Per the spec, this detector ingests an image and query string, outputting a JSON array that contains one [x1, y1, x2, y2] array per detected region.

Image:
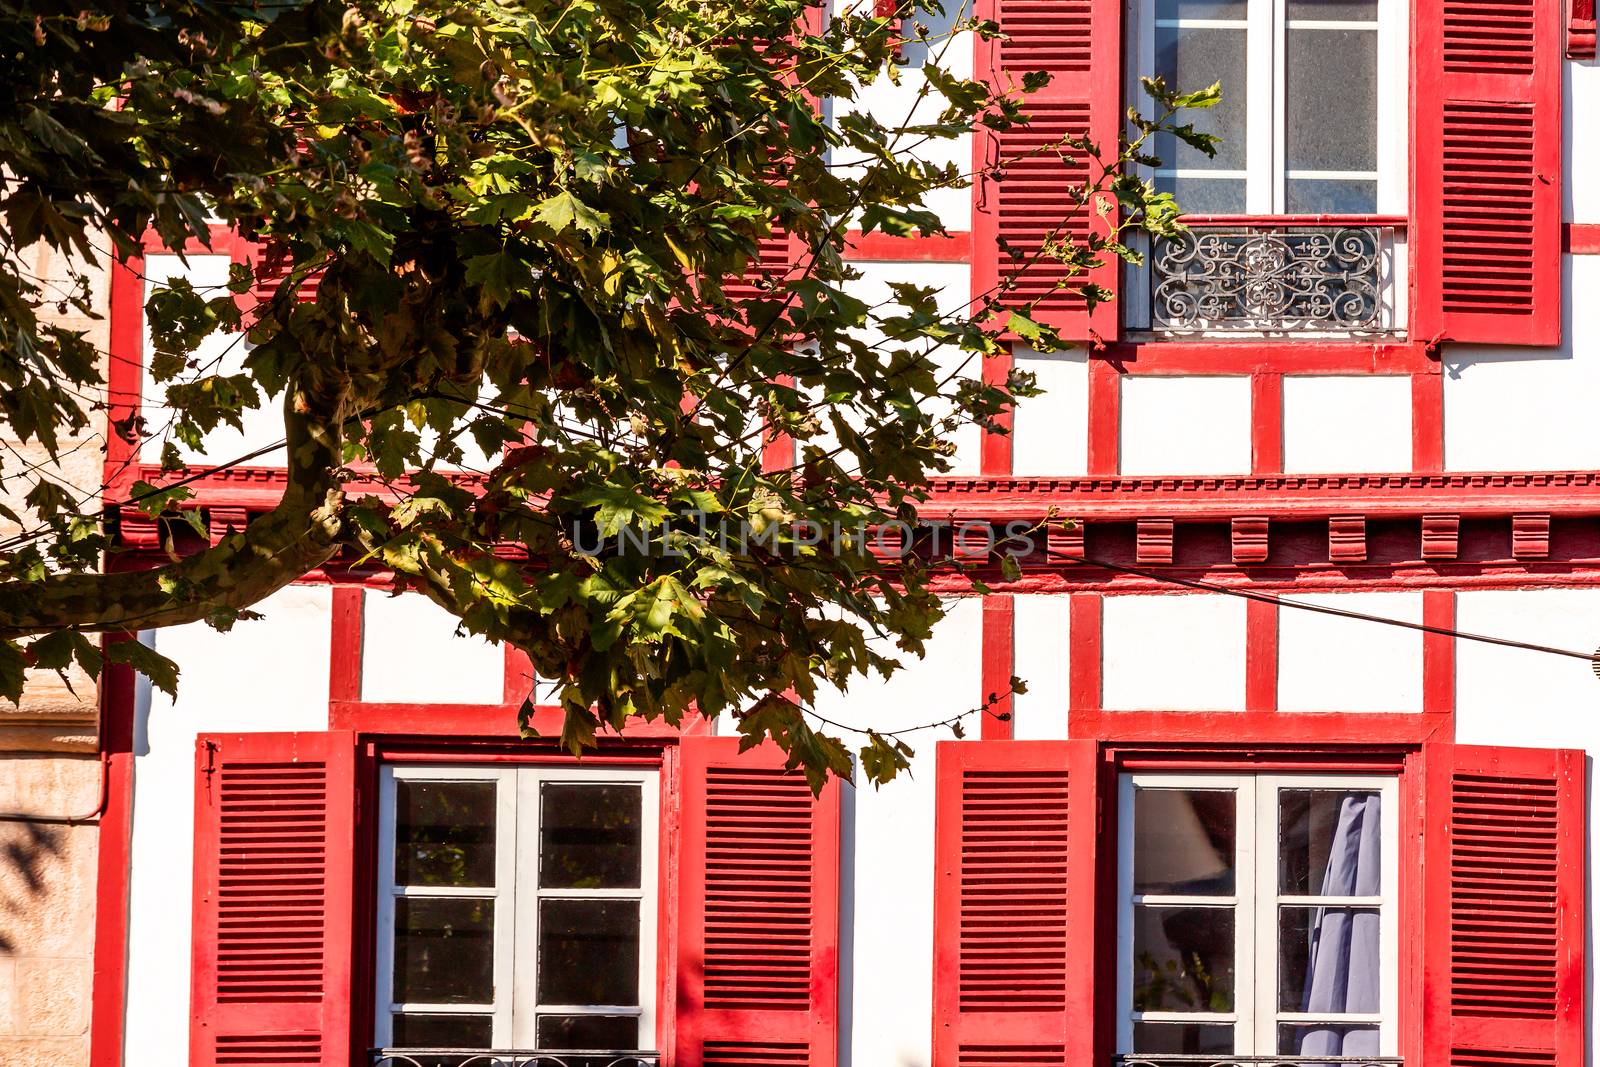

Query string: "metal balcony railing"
[[1116, 1055, 1404, 1067], [1137, 218, 1405, 335], [370, 1051, 660, 1067]]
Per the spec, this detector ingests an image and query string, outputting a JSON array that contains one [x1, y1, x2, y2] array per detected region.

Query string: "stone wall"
[[0, 241, 112, 1067]]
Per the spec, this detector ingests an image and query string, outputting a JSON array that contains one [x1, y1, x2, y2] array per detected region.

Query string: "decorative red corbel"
[[1136, 518, 1175, 565], [1512, 513, 1551, 560], [1420, 513, 1460, 561], [1329, 515, 1367, 563], [1048, 519, 1085, 563], [206, 506, 250, 547], [1570, 0, 1596, 59], [1231, 516, 1269, 565]]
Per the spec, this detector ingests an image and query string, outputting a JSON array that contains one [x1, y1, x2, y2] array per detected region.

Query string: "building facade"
[[54, 0, 1600, 1064]]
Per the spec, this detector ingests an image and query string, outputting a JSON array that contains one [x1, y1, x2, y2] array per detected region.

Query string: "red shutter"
[[972, 0, 1121, 342], [1411, 0, 1562, 344], [674, 736, 841, 1067], [932, 740, 1101, 1067], [191, 731, 359, 1067], [1422, 744, 1585, 1067]]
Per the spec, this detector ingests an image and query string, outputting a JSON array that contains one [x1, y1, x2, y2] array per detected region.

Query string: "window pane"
[[1156, 0, 1247, 19], [537, 899, 641, 1006], [1285, 179, 1378, 214], [1279, 790, 1382, 895], [1133, 1021, 1235, 1054], [1279, 1023, 1380, 1056], [1132, 904, 1235, 1012], [537, 1013, 641, 1050], [393, 897, 495, 1004], [1286, 29, 1377, 173], [1134, 788, 1236, 895], [541, 783, 644, 889], [1153, 27, 1247, 171], [1155, 174, 1248, 214], [390, 1011, 493, 1049], [1288, 0, 1377, 20], [395, 780, 497, 888], [1278, 905, 1381, 1013]]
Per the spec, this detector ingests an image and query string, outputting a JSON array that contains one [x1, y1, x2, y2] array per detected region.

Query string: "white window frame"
[[1114, 772, 1400, 1056], [374, 764, 661, 1051], [1125, 0, 1409, 216]]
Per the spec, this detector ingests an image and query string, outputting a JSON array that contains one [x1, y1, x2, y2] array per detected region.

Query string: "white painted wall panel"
[[361, 591, 505, 704], [1102, 594, 1247, 710], [1011, 594, 1072, 739], [1281, 376, 1412, 473], [122, 584, 332, 1066], [139, 254, 286, 467], [1276, 592, 1423, 712], [1120, 376, 1252, 476], [1012, 348, 1089, 476], [1443, 257, 1600, 471], [812, 595, 980, 1067]]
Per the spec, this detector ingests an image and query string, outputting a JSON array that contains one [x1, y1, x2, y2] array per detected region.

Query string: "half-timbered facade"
[[67, 0, 1600, 1066]]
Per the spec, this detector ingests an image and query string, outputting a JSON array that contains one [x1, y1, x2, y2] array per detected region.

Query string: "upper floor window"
[[375, 765, 660, 1065]]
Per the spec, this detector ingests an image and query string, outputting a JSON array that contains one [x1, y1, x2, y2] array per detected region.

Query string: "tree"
[[0, 0, 1215, 786]]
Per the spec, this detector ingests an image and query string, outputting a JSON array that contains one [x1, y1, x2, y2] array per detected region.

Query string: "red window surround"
[[931, 739, 1586, 1067]]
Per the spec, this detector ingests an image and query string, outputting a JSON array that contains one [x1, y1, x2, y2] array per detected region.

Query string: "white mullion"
[[1253, 777, 1280, 1057], [1379, 777, 1399, 1056], [1235, 776, 1259, 1056], [492, 770, 518, 1047], [1283, 18, 1377, 27], [1267, 0, 1286, 213], [1246, 0, 1276, 213], [374, 767, 399, 1048], [512, 767, 545, 1049], [1115, 774, 1137, 1055], [390, 1002, 498, 1015], [1375, 0, 1407, 214]]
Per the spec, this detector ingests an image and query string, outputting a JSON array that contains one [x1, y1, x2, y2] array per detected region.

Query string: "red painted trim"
[[1101, 340, 1434, 375], [105, 253, 146, 502], [980, 347, 1014, 476], [842, 230, 971, 262], [981, 594, 1015, 739], [330, 700, 704, 739], [1411, 370, 1444, 472], [1250, 372, 1283, 474], [1421, 590, 1455, 728], [1244, 599, 1278, 711], [1563, 222, 1600, 253], [1068, 593, 1103, 716], [88, 645, 137, 1067], [1086, 359, 1120, 475], [1181, 214, 1409, 227], [1109, 746, 1412, 773], [329, 586, 363, 703], [1077, 709, 1448, 744]]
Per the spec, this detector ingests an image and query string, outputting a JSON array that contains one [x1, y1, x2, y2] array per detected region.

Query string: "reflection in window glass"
[[395, 780, 497, 888], [537, 898, 642, 1006], [540, 783, 643, 889], [1279, 791, 1382, 896], [393, 897, 496, 1005], [1134, 788, 1237, 895], [1132, 905, 1236, 1012], [1134, 1021, 1235, 1054]]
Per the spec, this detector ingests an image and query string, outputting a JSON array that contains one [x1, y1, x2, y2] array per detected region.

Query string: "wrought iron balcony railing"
[[1116, 1054, 1404, 1067], [1132, 218, 1405, 336], [370, 1051, 660, 1067]]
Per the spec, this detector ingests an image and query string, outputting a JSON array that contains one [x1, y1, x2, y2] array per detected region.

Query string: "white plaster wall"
[[122, 584, 333, 1067], [1443, 257, 1600, 471], [815, 261, 981, 476], [1276, 592, 1422, 712], [360, 590, 505, 704], [1102, 593, 1247, 710], [1012, 348, 1089, 476], [1119, 376, 1252, 477], [811, 595, 982, 1067], [1568, 63, 1600, 225], [1011, 593, 1072, 739], [1281, 376, 1412, 474], [139, 254, 286, 467]]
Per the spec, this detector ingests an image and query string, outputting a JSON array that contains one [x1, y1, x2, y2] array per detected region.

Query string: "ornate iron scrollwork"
[[1150, 227, 1389, 333]]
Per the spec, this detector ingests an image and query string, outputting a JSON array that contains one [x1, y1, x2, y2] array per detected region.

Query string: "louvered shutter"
[[1422, 744, 1585, 1067], [972, 0, 1121, 342], [674, 736, 841, 1067], [932, 740, 1101, 1067], [1411, 0, 1562, 344], [240, 244, 322, 324], [191, 731, 359, 1067]]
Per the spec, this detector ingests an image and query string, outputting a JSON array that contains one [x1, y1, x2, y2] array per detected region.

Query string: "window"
[[1128, 0, 1407, 215], [375, 765, 660, 1058], [1116, 773, 1399, 1058]]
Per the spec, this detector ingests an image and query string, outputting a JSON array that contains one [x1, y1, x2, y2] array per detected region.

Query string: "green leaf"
[[106, 640, 181, 699], [532, 191, 610, 237]]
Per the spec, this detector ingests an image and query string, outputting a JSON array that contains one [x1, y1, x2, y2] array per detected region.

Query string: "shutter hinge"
[[200, 739, 218, 800]]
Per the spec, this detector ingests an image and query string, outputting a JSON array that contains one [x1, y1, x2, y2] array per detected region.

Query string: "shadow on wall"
[[0, 820, 66, 954]]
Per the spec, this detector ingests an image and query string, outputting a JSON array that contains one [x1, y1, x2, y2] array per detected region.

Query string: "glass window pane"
[[1132, 904, 1235, 1012], [541, 783, 644, 889], [390, 1011, 493, 1049], [1134, 788, 1237, 895], [1278, 905, 1381, 1013], [1285, 179, 1378, 214], [393, 897, 495, 1004], [1279, 790, 1382, 895], [537, 899, 641, 1006], [1156, 174, 1248, 214], [1153, 27, 1247, 171], [1286, 29, 1377, 173], [1134, 1021, 1235, 1054], [1279, 1023, 1381, 1056], [395, 780, 497, 888], [1288, 0, 1377, 20], [537, 1013, 641, 1050], [1156, 0, 1247, 19]]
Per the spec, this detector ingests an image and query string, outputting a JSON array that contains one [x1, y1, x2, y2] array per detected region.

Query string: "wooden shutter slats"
[[675, 736, 840, 1067], [191, 731, 357, 1067]]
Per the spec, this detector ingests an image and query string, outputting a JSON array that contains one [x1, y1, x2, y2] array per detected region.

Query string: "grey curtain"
[[1295, 792, 1382, 1059]]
